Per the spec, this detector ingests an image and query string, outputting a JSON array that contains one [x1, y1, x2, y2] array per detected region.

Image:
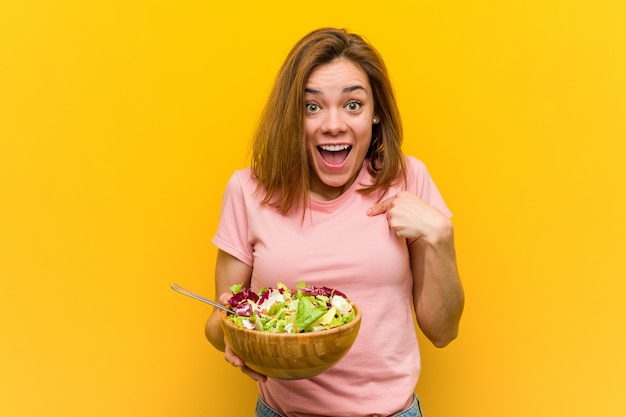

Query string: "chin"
[[320, 173, 356, 188]]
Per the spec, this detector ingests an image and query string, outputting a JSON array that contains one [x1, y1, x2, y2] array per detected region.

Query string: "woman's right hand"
[[218, 292, 268, 382], [224, 339, 268, 382]]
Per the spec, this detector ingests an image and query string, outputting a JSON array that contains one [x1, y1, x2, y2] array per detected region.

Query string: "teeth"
[[319, 144, 350, 152]]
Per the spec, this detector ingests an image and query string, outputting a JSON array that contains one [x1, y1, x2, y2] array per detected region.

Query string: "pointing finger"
[[366, 196, 394, 216]]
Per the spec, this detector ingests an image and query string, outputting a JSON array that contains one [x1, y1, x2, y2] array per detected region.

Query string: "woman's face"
[[304, 58, 377, 200]]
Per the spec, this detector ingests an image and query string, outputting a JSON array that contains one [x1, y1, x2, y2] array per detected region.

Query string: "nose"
[[320, 109, 347, 135]]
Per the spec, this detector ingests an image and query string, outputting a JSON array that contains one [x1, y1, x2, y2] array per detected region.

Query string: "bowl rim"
[[220, 302, 361, 338]]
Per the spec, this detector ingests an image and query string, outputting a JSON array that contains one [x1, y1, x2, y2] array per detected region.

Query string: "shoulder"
[[403, 155, 432, 184], [230, 167, 254, 182], [404, 155, 428, 172], [225, 167, 257, 193], [219, 168, 262, 209]]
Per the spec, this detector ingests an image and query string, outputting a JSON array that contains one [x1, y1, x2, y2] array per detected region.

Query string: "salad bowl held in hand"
[[221, 303, 361, 380], [220, 283, 361, 380]]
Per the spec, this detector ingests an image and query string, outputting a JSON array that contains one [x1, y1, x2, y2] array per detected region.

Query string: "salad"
[[225, 282, 356, 333]]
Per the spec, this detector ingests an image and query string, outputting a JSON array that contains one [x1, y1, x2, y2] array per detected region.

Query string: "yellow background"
[[1, 1, 625, 416]]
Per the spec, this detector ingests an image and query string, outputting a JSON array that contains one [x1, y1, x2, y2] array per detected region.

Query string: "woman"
[[205, 27, 464, 417]]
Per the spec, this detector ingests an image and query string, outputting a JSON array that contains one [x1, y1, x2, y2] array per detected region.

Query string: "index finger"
[[366, 196, 393, 217], [225, 343, 244, 367]]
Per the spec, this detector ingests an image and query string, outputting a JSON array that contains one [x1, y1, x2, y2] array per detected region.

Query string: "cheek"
[[356, 123, 374, 145]]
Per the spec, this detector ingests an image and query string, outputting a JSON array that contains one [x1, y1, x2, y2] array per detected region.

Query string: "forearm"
[[411, 227, 465, 347], [205, 309, 226, 352], [206, 249, 253, 352]]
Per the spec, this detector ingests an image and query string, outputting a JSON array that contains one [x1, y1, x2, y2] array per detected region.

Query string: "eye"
[[346, 101, 362, 111], [306, 103, 321, 113]]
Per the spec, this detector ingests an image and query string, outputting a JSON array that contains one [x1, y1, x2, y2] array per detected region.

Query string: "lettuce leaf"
[[295, 296, 326, 332]]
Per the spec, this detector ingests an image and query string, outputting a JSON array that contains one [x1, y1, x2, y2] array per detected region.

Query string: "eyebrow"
[[304, 85, 368, 95]]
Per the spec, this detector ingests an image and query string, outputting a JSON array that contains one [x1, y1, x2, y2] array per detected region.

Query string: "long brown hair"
[[252, 27, 406, 214]]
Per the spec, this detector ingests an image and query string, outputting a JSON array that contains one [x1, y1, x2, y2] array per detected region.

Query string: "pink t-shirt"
[[213, 156, 451, 417]]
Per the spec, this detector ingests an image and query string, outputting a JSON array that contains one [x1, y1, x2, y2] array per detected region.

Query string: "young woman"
[[205, 27, 464, 417]]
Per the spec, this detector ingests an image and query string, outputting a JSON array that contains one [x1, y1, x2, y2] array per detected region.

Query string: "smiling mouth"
[[318, 144, 352, 165]]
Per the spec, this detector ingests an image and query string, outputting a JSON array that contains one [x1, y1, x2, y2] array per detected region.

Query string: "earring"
[[373, 117, 378, 124]]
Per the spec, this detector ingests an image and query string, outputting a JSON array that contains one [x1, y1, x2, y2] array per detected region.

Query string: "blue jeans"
[[255, 394, 423, 417]]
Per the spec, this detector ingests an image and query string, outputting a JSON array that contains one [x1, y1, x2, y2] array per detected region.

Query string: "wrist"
[[421, 217, 454, 246]]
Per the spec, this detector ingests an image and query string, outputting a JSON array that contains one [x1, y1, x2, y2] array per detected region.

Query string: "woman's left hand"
[[366, 191, 451, 242]]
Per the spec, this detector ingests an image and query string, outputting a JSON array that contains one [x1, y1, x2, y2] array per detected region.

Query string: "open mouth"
[[317, 144, 352, 166]]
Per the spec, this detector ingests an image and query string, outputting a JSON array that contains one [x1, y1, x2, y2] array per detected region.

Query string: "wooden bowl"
[[221, 304, 361, 380]]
